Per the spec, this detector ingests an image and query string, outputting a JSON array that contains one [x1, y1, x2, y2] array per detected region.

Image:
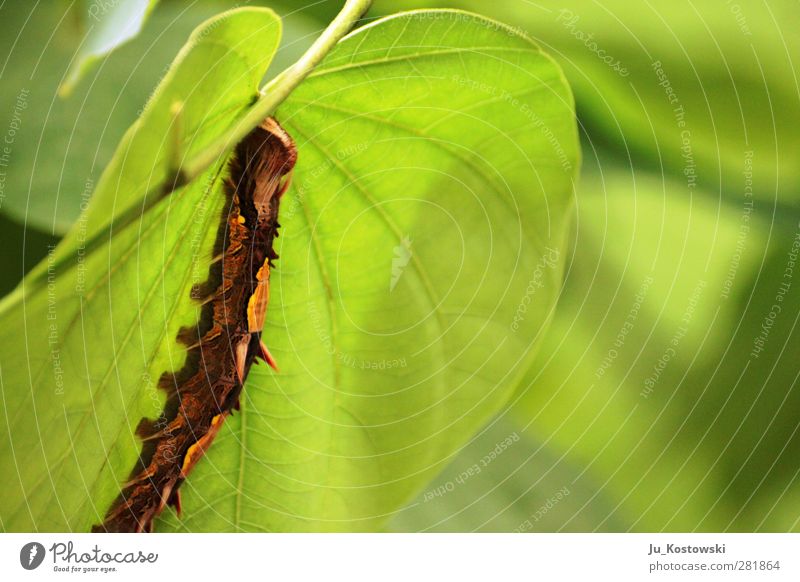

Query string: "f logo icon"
[[19, 542, 45, 570]]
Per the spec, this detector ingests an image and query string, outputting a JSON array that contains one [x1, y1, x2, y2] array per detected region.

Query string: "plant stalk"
[[179, 0, 373, 186], [11, 0, 373, 298]]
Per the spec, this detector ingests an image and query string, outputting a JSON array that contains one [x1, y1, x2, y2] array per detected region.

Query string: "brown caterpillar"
[[95, 118, 297, 533]]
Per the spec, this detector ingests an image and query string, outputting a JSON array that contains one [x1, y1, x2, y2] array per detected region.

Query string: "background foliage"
[[1, 0, 798, 532]]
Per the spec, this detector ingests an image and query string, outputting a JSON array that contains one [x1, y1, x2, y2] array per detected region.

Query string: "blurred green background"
[[1, 0, 798, 531]]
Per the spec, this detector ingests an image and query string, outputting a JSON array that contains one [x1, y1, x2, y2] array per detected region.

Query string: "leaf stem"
[[178, 0, 373, 186], [3, 0, 373, 301]]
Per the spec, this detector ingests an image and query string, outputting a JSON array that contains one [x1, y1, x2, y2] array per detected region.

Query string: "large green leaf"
[[157, 10, 578, 532], [0, 8, 578, 532], [506, 158, 800, 531], [344, 0, 800, 531], [0, 7, 283, 532]]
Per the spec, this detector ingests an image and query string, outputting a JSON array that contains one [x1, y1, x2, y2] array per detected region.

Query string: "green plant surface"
[[368, 0, 800, 207], [387, 151, 800, 532], [0, 1, 318, 236], [505, 161, 800, 532], [388, 417, 624, 532], [0, 8, 579, 532], [0, 6, 284, 532], [158, 9, 578, 533], [60, 0, 161, 97]]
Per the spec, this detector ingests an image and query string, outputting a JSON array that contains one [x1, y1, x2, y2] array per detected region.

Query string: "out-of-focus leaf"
[[60, 0, 160, 97], [372, 0, 800, 207], [392, 151, 800, 532], [676, 227, 800, 532], [388, 418, 625, 532], [508, 157, 800, 531]]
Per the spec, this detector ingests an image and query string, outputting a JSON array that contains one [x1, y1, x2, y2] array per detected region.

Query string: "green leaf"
[[0, 6, 283, 532], [59, 0, 160, 97], [358, 0, 800, 532], [0, 8, 577, 532], [0, 1, 303, 236], [17, 7, 284, 287], [388, 155, 800, 533], [158, 10, 578, 531]]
